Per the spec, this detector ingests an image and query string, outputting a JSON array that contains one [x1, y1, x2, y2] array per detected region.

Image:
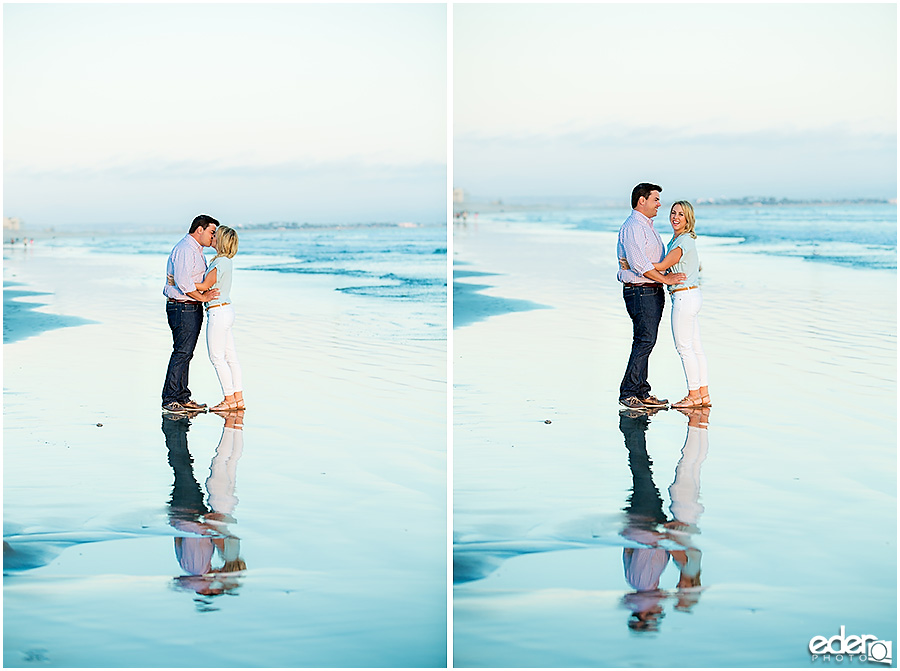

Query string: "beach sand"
[[452, 218, 896, 667], [3, 236, 446, 667]]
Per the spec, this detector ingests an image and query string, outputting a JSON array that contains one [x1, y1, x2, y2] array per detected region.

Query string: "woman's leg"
[[671, 293, 702, 397], [206, 309, 235, 398], [221, 307, 243, 406], [691, 291, 710, 402]]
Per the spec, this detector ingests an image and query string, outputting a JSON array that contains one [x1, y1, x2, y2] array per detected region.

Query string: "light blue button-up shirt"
[[616, 210, 664, 284], [163, 234, 207, 300]]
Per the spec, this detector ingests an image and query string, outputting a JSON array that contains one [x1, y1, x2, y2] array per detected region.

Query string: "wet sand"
[[3, 238, 446, 667], [452, 219, 896, 667]]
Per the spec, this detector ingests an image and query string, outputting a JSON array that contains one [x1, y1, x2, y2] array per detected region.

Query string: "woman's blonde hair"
[[672, 201, 697, 239], [213, 225, 239, 259]]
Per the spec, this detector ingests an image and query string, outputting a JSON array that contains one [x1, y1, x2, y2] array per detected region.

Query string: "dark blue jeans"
[[619, 285, 664, 401], [162, 301, 203, 405]]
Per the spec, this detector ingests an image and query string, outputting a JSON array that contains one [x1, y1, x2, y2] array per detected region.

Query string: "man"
[[162, 214, 221, 414], [617, 184, 686, 410]]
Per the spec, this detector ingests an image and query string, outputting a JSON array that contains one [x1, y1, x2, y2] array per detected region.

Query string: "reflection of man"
[[161, 214, 220, 414], [163, 412, 216, 592], [617, 184, 685, 411], [619, 409, 670, 631]]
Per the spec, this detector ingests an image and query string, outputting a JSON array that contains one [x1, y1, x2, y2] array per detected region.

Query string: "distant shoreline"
[[3, 219, 445, 239], [454, 197, 895, 214]]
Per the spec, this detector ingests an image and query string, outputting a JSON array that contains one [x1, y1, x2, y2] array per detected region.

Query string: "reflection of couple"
[[619, 405, 709, 631], [617, 183, 711, 411], [163, 410, 246, 599], [161, 214, 245, 414]]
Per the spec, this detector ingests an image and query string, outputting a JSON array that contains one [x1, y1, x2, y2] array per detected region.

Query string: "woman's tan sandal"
[[211, 400, 239, 412], [701, 395, 713, 407], [672, 396, 703, 409]]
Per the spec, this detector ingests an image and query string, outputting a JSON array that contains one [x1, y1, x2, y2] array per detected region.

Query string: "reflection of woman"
[[205, 411, 246, 575], [194, 226, 244, 412], [653, 201, 711, 409], [667, 407, 709, 610]]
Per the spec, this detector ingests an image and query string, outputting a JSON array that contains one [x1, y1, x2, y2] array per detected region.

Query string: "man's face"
[[637, 191, 662, 219], [198, 224, 217, 247]]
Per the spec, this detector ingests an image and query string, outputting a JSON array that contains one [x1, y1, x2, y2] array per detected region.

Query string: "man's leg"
[[620, 287, 664, 401], [162, 303, 203, 406], [177, 304, 203, 403]]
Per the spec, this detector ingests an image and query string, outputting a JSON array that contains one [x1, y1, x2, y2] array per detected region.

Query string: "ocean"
[[27, 223, 447, 337], [459, 202, 897, 270]]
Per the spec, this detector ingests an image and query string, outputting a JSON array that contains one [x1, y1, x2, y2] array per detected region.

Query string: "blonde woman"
[[653, 202, 710, 408], [195, 226, 244, 412]]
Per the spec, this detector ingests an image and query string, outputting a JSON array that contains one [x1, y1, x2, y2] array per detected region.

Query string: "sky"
[[3, 3, 446, 227], [454, 3, 897, 203]]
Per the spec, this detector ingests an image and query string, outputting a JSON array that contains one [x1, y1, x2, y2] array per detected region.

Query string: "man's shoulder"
[[619, 212, 644, 234], [620, 210, 643, 226], [171, 235, 198, 254]]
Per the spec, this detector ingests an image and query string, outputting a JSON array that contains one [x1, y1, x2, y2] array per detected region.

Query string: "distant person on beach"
[[193, 225, 245, 412], [617, 183, 686, 410], [652, 201, 711, 408], [161, 215, 221, 414]]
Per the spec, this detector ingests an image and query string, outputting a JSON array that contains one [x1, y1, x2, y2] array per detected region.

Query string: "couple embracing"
[[617, 183, 711, 411], [161, 214, 245, 415]]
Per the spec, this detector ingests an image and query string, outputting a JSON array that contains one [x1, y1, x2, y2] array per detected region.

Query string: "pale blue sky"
[[454, 3, 897, 202], [4, 3, 446, 227]]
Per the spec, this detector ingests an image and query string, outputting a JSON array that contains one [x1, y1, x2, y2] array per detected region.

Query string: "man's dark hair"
[[631, 183, 662, 209], [189, 214, 219, 233]]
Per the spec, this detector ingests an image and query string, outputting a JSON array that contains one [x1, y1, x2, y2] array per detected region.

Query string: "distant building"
[[453, 188, 465, 204], [3, 217, 21, 231]]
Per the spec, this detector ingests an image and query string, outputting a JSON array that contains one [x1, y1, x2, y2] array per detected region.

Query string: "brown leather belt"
[[167, 298, 201, 305], [670, 286, 699, 293], [206, 302, 231, 310], [624, 282, 662, 289]]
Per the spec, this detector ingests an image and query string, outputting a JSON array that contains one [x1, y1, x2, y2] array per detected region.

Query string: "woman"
[[195, 225, 244, 412], [653, 201, 710, 408]]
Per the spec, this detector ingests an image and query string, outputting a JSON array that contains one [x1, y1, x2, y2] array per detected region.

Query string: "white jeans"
[[206, 305, 243, 396], [670, 289, 708, 391]]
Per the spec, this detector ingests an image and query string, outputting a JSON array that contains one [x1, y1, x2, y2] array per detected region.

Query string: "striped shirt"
[[163, 234, 207, 300], [616, 210, 664, 284]]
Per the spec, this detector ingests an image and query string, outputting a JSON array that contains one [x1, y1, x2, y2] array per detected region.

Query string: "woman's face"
[[670, 205, 687, 234]]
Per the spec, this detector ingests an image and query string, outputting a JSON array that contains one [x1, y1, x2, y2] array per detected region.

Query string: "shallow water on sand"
[[4, 227, 446, 667], [453, 216, 896, 667]]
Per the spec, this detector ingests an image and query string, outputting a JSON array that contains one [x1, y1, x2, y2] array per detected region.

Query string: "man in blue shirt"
[[616, 184, 685, 410], [162, 214, 221, 414]]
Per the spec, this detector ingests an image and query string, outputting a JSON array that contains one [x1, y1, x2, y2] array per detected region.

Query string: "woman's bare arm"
[[194, 267, 217, 292], [653, 247, 683, 272]]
